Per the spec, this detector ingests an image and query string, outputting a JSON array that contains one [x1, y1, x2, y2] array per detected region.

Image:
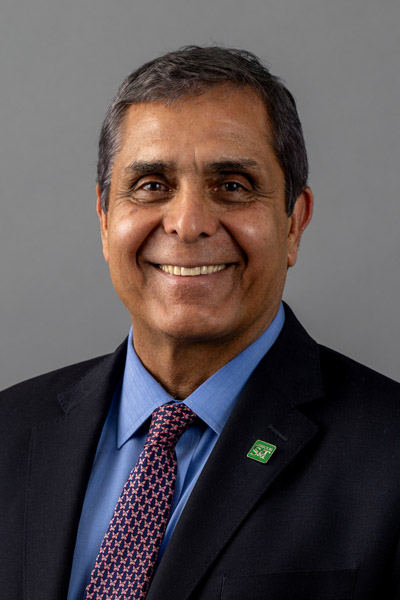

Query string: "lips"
[[158, 264, 227, 276]]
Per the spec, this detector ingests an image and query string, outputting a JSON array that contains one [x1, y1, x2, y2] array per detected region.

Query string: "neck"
[[131, 325, 271, 400]]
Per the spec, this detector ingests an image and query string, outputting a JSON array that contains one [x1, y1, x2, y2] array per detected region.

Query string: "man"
[[1, 46, 399, 600]]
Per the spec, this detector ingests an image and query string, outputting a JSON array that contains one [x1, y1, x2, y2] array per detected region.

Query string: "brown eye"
[[141, 182, 168, 192], [127, 178, 173, 204], [222, 182, 245, 192], [209, 177, 253, 205]]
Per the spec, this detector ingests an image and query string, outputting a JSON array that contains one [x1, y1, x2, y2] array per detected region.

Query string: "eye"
[[221, 181, 246, 192], [124, 177, 173, 204], [213, 174, 253, 195], [140, 181, 169, 192], [210, 177, 253, 204]]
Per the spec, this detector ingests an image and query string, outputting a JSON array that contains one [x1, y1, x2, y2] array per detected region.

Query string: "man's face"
[[98, 85, 312, 350]]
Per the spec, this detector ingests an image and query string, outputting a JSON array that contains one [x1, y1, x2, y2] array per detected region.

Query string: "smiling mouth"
[[158, 264, 227, 276]]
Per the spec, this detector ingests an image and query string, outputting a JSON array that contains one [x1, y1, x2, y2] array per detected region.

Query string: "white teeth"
[[158, 264, 227, 276]]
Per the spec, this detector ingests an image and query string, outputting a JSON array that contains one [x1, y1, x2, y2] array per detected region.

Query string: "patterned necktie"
[[84, 402, 197, 600]]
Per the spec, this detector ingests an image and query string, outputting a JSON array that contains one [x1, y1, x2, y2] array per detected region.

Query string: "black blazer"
[[1, 305, 400, 600]]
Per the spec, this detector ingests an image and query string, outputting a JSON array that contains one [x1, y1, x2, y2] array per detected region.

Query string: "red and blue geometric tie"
[[84, 402, 197, 600]]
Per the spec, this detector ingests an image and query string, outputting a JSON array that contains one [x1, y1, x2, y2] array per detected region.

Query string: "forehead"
[[114, 85, 277, 170]]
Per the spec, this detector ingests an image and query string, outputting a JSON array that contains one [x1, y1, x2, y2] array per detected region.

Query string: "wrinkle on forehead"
[[120, 84, 273, 143], [114, 86, 278, 183]]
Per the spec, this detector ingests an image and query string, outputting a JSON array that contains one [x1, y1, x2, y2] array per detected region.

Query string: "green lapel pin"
[[247, 440, 277, 464]]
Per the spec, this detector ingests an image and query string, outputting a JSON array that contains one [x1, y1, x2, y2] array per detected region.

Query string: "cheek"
[[107, 209, 159, 266], [223, 211, 288, 268]]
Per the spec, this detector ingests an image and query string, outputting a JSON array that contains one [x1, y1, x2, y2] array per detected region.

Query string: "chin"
[[156, 320, 230, 342], [148, 306, 237, 343]]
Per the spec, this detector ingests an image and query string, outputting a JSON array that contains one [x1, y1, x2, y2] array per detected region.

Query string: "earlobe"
[[96, 184, 109, 263], [287, 187, 314, 268]]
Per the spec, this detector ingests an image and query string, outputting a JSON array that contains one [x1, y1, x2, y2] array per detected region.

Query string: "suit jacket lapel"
[[147, 305, 325, 600], [24, 341, 127, 600]]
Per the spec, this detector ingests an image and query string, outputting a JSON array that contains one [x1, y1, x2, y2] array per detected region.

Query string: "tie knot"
[[145, 402, 197, 448]]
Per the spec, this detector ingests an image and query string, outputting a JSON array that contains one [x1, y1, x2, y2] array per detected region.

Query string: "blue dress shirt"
[[67, 304, 285, 600]]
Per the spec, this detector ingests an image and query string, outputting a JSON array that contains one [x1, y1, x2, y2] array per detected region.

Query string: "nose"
[[163, 185, 219, 243]]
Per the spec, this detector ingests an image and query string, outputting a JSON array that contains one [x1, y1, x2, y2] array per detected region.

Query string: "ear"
[[287, 187, 314, 268], [96, 184, 109, 263]]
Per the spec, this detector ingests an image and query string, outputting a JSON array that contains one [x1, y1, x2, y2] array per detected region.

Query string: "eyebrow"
[[125, 158, 261, 176], [124, 161, 175, 175], [205, 159, 261, 173]]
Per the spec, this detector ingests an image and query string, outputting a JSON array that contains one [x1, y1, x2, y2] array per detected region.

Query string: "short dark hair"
[[97, 46, 308, 215]]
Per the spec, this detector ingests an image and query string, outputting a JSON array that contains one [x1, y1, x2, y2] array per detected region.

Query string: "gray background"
[[1, 0, 399, 389]]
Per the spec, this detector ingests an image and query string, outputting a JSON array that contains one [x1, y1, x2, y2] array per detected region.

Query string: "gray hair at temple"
[[97, 46, 309, 215]]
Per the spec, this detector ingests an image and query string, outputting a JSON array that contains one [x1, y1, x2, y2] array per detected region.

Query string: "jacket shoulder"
[[318, 344, 400, 414], [319, 344, 399, 390], [0, 353, 113, 427]]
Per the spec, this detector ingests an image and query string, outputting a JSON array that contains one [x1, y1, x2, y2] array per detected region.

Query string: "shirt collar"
[[117, 303, 285, 448]]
